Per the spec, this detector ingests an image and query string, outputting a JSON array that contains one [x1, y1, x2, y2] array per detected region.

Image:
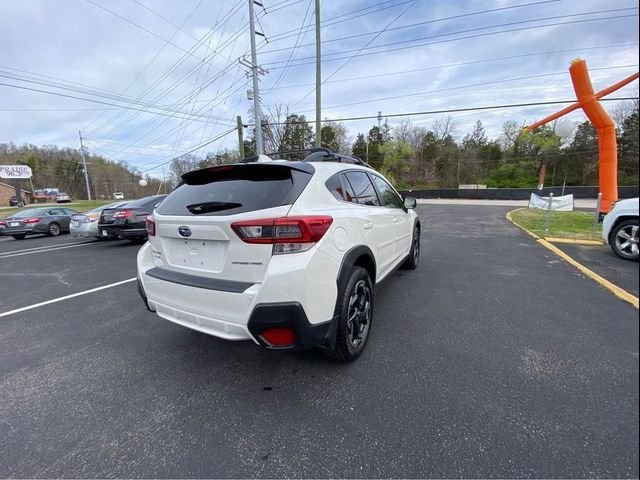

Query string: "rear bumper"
[[136, 242, 341, 350], [70, 223, 99, 238], [97, 224, 121, 239], [2, 225, 43, 236], [119, 228, 147, 239]]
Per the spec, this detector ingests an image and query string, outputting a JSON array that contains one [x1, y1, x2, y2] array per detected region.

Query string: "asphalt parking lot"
[[1, 205, 638, 478]]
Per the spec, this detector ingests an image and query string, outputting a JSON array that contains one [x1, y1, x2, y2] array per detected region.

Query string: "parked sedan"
[[98, 195, 166, 242], [56, 192, 72, 203], [70, 201, 129, 239], [1, 207, 78, 239]]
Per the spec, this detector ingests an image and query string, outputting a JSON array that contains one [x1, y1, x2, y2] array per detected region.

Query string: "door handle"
[[363, 223, 374, 230], [393, 217, 400, 224]]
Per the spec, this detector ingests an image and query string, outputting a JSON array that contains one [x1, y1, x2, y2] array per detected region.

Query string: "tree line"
[[1, 99, 637, 199]]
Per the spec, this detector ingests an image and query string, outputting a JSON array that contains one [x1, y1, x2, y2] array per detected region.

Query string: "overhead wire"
[[266, 13, 640, 69]]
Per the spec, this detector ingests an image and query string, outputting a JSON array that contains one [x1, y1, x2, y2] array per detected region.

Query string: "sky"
[[0, 0, 638, 177]]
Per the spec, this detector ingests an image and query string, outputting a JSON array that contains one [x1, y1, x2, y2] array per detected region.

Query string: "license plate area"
[[8, 222, 22, 227], [164, 238, 226, 271]]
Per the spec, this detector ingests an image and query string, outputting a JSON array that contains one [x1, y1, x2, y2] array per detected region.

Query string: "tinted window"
[[344, 171, 380, 206], [325, 174, 347, 201], [371, 175, 404, 209], [47, 208, 66, 216], [156, 164, 312, 216]]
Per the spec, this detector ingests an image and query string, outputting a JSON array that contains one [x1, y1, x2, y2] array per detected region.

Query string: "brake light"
[[113, 209, 132, 219], [231, 216, 333, 254], [145, 215, 156, 236], [83, 214, 99, 223], [24, 217, 42, 224], [260, 328, 294, 347]]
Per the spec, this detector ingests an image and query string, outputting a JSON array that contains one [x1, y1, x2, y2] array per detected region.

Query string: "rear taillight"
[[145, 215, 156, 236], [83, 214, 99, 223], [113, 209, 132, 219], [24, 217, 41, 224], [231, 216, 333, 254]]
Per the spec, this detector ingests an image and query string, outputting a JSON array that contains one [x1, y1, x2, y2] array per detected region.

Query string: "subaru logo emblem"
[[178, 226, 192, 238]]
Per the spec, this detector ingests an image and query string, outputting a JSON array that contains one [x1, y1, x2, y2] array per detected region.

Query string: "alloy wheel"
[[347, 280, 372, 348], [615, 224, 639, 258]]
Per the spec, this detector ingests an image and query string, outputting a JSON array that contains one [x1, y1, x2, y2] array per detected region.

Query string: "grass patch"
[[510, 208, 602, 240], [0, 199, 114, 216]]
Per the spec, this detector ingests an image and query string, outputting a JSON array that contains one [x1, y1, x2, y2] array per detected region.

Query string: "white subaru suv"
[[136, 149, 420, 361]]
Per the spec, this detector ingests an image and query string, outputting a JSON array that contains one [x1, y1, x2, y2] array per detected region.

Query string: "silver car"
[[70, 201, 129, 238]]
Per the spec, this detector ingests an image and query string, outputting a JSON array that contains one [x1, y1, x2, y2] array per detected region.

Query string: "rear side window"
[[156, 164, 312, 216], [344, 171, 380, 206]]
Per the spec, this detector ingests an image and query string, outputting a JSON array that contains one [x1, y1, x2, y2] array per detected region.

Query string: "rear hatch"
[[149, 163, 313, 284]]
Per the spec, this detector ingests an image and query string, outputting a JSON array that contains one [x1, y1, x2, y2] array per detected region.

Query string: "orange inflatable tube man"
[[526, 59, 639, 213]]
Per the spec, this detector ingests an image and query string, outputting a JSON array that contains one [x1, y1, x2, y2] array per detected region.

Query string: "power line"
[[266, 44, 639, 90], [294, 65, 639, 113], [247, 97, 637, 125], [86, 2, 247, 137], [261, 0, 564, 54], [265, 0, 314, 91], [291, 0, 418, 107], [139, 127, 238, 173], [266, 0, 416, 42], [0, 80, 236, 126], [266, 13, 639, 68]]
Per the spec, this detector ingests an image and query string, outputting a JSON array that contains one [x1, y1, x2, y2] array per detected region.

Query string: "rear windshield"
[[156, 164, 312, 216], [123, 196, 165, 210], [12, 209, 46, 218]]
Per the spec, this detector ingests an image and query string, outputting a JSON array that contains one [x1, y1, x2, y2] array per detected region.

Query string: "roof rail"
[[267, 148, 372, 168]]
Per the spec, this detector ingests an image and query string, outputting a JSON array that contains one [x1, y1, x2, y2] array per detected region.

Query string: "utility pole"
[[314, 0, 321, 148], [377, 111, 382, 129], [237, 115, 245, 158], [248, 0, 263, 155], [78, 130, 92, 200]]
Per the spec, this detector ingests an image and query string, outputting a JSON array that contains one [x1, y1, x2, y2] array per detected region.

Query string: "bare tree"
[[432, 116, 459, 142], [261, 103, 289, 153]]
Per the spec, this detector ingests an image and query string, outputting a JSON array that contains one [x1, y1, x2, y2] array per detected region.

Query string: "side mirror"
[[404, 196, 417, 209]]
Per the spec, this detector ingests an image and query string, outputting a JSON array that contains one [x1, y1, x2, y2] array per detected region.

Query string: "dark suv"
[[98, 195, 166, 242]]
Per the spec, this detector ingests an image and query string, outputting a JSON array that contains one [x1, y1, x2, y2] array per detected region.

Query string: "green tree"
[[352, 133, 368, 161], [379, 141, 413, 187], [280, 114, 314, 153]]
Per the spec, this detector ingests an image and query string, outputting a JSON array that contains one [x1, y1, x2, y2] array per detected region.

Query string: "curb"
[[506, 209, 639, 310], [545, 237, 604, 246]]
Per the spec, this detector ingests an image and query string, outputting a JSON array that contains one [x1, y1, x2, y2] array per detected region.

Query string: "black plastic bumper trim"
[[247, 302, 338, 351], [144, 266, 253, 293]]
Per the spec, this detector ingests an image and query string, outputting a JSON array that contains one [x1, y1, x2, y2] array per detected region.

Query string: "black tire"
[[47, 222, 61, 237], [609, 219, 639, 261], [326, 266, 374, 362], [401, 225, 420, 270], [12, 234, 26, 240]]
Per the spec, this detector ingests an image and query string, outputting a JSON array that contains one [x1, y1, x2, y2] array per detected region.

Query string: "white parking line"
[[0, 241, 97, 259], [0, 239, 94, 254], [0, 278, 137, 318]]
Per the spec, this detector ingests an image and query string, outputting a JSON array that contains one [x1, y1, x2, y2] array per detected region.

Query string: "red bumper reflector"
[[261, 328, 295, 347]]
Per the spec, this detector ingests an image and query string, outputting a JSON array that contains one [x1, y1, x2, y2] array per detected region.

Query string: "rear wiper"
[[186, 201, 242, 214]]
